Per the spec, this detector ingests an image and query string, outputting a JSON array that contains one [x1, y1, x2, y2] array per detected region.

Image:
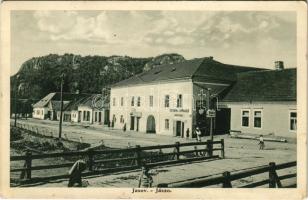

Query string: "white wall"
[[32, 107, 48, 119], [223, 102, 297, 138], [78, 106, 93, 123], [110, 80, 194, 136]]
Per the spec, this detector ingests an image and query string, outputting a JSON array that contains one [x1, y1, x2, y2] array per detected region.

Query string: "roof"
[[64, 94, 110, 111], [33, 93, 56, 108], [222, 68, 296, 102], [112, 57, 263, 88], [33, 92, 95, 108]]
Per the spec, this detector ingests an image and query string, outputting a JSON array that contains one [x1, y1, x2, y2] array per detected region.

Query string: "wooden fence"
[[158, 161, 296, 188], [11, 139, 224, 184]]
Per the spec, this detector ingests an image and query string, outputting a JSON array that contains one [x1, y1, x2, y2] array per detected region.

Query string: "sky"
[[11, 10, 297, 75]]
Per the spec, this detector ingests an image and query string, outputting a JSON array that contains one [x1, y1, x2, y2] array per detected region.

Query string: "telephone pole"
[[58, 74, 64, 139]]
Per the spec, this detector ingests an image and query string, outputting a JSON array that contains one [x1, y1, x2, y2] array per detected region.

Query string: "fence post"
[[25, 151, 32, 180], [135, 145, 142, 167], [194, 146, 198, 157], [207, 140, 213, 157], [175, 142, 180, 160], [88, 149, 94, 171], [221, 139, 225, 158], [269, 162, 276, 188], [222, 171, 232, 188]]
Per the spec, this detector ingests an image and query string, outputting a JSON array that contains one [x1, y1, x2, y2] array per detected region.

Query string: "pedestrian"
[[186, 128, 190, 138], [258, 135, 265, 150], [138, 164, 153, 188], [123, 123, 126, 132], [195, 127, 202, 142], [68, 159, 87, 187]]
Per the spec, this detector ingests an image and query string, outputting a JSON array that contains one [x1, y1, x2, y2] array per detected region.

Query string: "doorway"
[[215, 108, 231, 134], [130, 116, 135, 130], [136, 117, 140, 131], [146, 115, 156, 133], [175, 121, 184, 137]]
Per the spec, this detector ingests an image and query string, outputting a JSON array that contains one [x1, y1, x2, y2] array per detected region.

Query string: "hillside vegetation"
[[11, 53, 185, 101]]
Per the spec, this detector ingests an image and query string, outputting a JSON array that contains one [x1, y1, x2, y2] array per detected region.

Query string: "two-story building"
[[110, 57, 263, 138]]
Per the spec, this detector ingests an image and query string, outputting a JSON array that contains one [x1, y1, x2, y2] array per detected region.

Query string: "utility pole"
[[58, 74, 64, 139], [206, 88, 213, 142], [14, 75, 20, 127]]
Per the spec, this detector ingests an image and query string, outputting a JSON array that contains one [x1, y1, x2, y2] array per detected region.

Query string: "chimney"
[[274, 61, 284, 70]]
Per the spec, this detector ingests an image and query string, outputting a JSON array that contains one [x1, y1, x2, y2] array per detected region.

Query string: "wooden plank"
[[278, 173, 296, 180], [240, 179, 269, 188], [140, 144, 176, 150], [95, 157, 136, 164], [11, 162, 75, 172], [275, 161, 296, 170], [168, 174, 225, 188], [230, 166, 270, 180], [148, 155, 219, 168]]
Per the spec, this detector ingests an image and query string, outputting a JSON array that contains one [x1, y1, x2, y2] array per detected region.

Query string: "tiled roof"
[[222, 68, 296, 102], [112, 57, 263, 87]]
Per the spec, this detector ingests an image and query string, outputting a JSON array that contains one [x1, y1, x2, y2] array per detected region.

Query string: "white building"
[[221, 66, 297, 138], [110, 57, 262, 138]]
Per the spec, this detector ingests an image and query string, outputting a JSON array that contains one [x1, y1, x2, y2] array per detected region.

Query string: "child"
[[138, 165, 153, 188], [68, 159, 87, 187], [195, 127, 202, 142], [259, 135, 265, 150]]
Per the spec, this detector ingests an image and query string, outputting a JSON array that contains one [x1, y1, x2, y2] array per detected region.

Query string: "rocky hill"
[[11, 53, 186, 101]]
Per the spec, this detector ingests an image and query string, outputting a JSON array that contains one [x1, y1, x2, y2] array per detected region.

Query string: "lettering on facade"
[[174, 114, 183, 117], [170, 108, 189, 113]]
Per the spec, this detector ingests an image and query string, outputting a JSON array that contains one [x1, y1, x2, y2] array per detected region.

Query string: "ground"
[[11, 118, 296, 188]]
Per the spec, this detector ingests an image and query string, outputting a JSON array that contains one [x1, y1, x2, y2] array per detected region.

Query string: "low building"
[[110, 57, 263, 137], [32, 93, 58, 120], [77, 94, 110, 125], [221, 66, 296, 138]]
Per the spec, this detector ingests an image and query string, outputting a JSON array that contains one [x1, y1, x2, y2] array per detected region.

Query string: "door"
[[130, 116, 135, 130], [98, 112, 102, 123], [146, 115, 156, 133], [215, 108, 231, 134], [78, 111, 81, 122], [136, 117, 140, 131], [176, 121, 182, 136]]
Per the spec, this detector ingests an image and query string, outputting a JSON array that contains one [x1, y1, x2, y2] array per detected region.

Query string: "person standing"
[[195, 127, 202, 142], [68, 159, 87, 187], [259, 135, 265, 150], [138, 165, 153, 188], [186, 128, 190, 139]]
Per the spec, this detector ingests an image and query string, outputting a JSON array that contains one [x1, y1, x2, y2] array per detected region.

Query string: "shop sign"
[[206, 109, 216, 118], [170, 108, 189, 113]]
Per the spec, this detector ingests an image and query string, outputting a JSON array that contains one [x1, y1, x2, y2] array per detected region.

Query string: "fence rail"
[[158, 161, 296, 188], [11, 125, 225, 184]]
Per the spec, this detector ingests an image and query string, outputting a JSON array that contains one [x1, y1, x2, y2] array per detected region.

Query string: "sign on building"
[[206, 109, 216, 118]]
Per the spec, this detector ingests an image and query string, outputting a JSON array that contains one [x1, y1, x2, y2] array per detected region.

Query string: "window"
[[241, 110, 249, 127], [165, 119, 169, 130], [177, 94, 183, 108], [113, 98, 116, 106], [131, 97, 134, 106], [164, 95, 170, 108], [137, 97, 141, 107], [120, 115, 124, 123], [121, 97, 124, 106], [290, 111, 297, 131], [149, 96, 153, 107], [254, 110, 262, 128]]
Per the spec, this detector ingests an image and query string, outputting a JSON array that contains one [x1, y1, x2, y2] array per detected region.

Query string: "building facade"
[[221, 68, 297, 138], [110, 57, 263, 138]]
